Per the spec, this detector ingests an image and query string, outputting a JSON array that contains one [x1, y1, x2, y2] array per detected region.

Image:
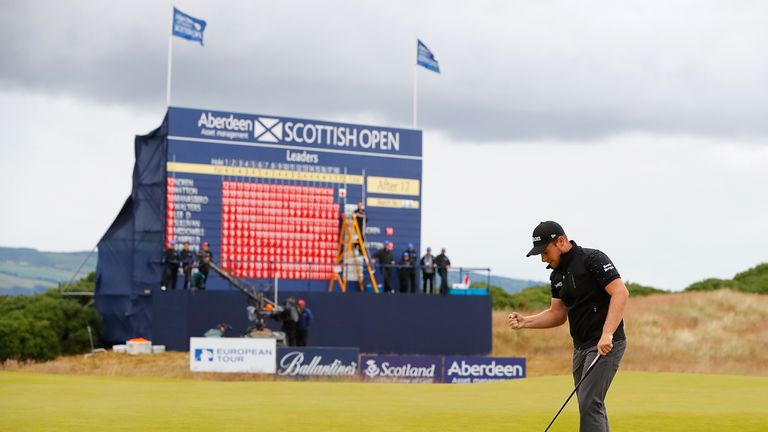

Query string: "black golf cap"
[[526, 221, 565, 257]]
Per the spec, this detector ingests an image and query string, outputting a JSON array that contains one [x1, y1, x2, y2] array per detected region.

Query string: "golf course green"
[[1, 371, 765, 431]]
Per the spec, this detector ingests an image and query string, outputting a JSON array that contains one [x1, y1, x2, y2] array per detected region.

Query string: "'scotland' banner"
[[443, 356, 526, 383], [360, 355, 442, 383], [276, 347, 359, 377]]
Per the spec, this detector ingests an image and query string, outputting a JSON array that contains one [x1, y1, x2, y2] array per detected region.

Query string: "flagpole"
[[166, 8, 174, 107], [412, 64, 418, 129]]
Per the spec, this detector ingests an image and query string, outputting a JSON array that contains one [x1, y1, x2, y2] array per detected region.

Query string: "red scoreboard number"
[[220, 181, 340, 280]]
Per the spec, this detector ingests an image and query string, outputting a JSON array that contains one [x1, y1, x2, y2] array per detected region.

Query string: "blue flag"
[[172, 7, 207, 46], [417, 40, 440, 73]]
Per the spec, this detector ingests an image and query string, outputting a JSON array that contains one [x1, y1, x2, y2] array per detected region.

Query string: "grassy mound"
[[493, 289, 768, 376]]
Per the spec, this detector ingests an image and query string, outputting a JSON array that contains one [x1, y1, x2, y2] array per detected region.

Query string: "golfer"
[[508, 221, 628, 431]]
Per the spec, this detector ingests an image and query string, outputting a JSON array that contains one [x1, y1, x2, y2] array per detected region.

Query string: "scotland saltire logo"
[[254, 118, 282, 143]]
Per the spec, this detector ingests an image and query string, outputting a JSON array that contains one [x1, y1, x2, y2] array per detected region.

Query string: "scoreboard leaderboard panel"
[[165, 107, 422, 291]]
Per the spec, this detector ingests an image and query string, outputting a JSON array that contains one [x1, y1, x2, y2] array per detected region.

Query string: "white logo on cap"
[[550, 234, 556, 238], [532, 236, 541, 241]]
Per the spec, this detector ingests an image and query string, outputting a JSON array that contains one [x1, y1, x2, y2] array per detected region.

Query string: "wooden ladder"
[[328, 215, 379, 293]]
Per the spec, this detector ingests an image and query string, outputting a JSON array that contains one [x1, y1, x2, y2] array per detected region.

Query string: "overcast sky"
[[1, 0, 767, 290]]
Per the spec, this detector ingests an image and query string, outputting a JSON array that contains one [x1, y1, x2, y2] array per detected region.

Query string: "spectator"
[[420, 247, 436, 294], [398, 252, 416, 293], [191, 267, 206, 290], [279, 297, 300, 346], [296, 299, 313, 347], [161, 241, 180, 291], [373, 242, 396, 293], [179, 241, 194, 289], [435, 247, 451, 295], [405, 243, 418, 291], [352, 202, 368, 252], [203, 323, 231, 337], [196, 241, 213, 284]]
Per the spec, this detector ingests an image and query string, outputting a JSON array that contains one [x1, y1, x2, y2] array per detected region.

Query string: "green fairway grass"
[[1, 371, 766, 431]]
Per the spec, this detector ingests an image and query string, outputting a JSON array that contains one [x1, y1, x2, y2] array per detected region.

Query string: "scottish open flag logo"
[[173, 7, 207, 46], [417, 40, 440, 73]]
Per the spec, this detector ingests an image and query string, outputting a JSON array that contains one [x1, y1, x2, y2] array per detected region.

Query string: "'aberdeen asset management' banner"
[[443, 356, 526, 383], [169, 107, 422, 158], [276, 347, 359, 377]]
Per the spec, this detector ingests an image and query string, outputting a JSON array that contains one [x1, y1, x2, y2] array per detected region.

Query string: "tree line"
[[0, 272, 101, 364]]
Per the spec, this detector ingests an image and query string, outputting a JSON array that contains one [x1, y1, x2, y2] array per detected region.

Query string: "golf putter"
[[543, 351, 601, 432]]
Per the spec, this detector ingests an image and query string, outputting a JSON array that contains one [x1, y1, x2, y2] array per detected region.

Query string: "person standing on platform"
[[180, 241, 194, 289], [405, 243, 418, 292], [296, 299, 313, 347], [435, 247, 451, 295], [420, 247, 436, 294], [280, 297, 300, 346], [161, 241, 180, 291], [352, 202, 368, 253], [196, 241, 213, 286], [373, 242, 396, 293], [398, 252, 415, 293]]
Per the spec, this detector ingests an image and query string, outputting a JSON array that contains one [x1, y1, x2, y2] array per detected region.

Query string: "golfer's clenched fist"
[[508, 312, 526, 329]]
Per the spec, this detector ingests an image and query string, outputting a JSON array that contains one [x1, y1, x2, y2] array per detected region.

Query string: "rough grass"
[[3, 290, 766, 379], [2, 290, 767, 431], [1, 371, 766, 432], [493, 289, 768, 376]]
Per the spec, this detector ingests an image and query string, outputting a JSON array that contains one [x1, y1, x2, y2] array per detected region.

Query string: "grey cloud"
[[2, 0, 768, 141]]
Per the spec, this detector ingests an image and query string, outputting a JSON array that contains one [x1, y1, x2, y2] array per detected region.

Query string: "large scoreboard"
[[165, 107, 422, 291]]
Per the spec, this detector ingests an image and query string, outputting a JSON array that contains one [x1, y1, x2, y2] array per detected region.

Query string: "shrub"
[[0, 273, 101, 364], [686, 278, 735, 292], [626, 281, 668, 296]]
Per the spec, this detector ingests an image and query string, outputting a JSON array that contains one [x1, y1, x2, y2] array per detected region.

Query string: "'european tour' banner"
[[443, 356, 526, 383], [189, 337, 276, 373]]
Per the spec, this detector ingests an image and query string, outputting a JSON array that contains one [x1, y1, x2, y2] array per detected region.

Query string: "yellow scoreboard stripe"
[[366, 176, 420, 196], [167, 162, 364, 185], [367, 197, 420, 209]]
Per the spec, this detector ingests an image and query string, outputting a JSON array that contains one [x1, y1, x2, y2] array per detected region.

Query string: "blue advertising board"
[[276, 347, 359, 377], [443, 356, 526, 383], [360, 354, 442, 383], [165, 107, 422, 291]]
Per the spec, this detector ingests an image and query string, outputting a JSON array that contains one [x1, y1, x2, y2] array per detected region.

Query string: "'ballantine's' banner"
[[276, 347, 359, 377]]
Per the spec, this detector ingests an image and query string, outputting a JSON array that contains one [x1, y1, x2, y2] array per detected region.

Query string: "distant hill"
[[0, 247, 96, 295], [0, 246, 543, 296], [449, 271, 545, 293]]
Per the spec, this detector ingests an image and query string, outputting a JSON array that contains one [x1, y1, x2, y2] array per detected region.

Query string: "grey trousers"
[[572, 339, 626, 432]]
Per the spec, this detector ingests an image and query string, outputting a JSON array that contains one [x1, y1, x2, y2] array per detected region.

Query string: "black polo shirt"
[[549, 241, 626, 350]]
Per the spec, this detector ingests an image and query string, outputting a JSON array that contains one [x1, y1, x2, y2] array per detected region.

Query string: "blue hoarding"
[[276, 347, 359, 377], [360, 355, 442, 383], [165, 107, 422, 292], [443, 356, 526, 383]]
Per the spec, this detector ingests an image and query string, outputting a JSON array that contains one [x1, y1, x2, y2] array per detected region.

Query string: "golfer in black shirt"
[[508, 221, 628, 432]]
